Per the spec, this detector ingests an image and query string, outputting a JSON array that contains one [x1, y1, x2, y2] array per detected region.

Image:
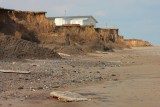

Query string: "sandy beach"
[[1, 46, 160, 107]]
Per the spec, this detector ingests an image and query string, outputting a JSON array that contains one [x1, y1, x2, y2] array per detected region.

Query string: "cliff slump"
[[0, 8, 54, 42], [0, 35, 61, 59], [125, 39, 152, 47]]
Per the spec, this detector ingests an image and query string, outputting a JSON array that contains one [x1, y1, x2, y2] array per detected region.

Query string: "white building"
[[48, 16, 98, 27]]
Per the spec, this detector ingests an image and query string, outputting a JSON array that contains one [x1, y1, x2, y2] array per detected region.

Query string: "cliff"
[[95, 28, 118, 42], [0, 7, 54, 42], [39, 26, 104, 54], [0, 7, 152, 56], [95, 28, 125, 43], [53, 26, 126, 51], [124, 39, 152, 47]]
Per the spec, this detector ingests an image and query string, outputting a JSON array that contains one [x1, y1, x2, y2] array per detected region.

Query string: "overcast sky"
[[0, 0, 160, 46]]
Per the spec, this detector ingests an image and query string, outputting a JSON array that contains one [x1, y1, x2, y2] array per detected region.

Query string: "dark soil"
[[0, 36, 61, 60]]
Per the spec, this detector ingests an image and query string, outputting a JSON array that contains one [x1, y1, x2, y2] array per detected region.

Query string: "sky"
[[0, 0, 160, 46]]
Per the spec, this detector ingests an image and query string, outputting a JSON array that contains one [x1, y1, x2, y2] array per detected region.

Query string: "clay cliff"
[[0, 7, 152, 57], [0, 7, 54, 42], [43, 26, 126, 54], [124, 39, 152, 47], [0, 8, 60, 59]]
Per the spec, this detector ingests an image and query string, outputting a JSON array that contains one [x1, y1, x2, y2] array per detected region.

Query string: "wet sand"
[[1, 47, 160, 107]]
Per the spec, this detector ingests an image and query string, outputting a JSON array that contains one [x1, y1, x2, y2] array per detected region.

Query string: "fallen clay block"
[[50, 91, 89, 102]]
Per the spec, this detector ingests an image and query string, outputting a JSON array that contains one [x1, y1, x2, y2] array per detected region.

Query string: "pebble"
[[18, 86, 24, 90], [113, 78, 118, 81], [52, 86, 60, 88], [96, 71, 100, 73], [37, 87, 43, 90], [111, 74, 116, 76]]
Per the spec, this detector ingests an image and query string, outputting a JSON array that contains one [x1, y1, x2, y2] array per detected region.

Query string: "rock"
[[95, 76, 103, 80], [71, 65, 75, 68], [37, 87, 43, 90], [0, 70, 31, 74], [73, 71, 77, 73], [18, 86, 24, 90], [52, 86, 60, 88], [50, 91, 89, 102], [96, 71, 100, 73], [111, 74, 116, 76], [113, 78, 118, 81]]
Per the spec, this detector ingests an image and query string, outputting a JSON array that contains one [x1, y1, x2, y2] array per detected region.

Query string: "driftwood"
[[50, 91, 89, 102], [0, 70, 31, 74]]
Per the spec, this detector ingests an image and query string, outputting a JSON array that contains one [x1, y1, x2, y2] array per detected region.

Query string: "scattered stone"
[[8, 104, 12, 106], [111, 74, 116, 76], [71, 65, 75, 68], [18, 86, 24, 90], [37, 86, 43, 90], [25, 78, 29, 81], [31, 64, 39, 67], [0, 70, 31, 74], [101, 67, 105, 69], [73, 71, 77, 73], [113, 78, 118, 81], [52, 86, 60, 88], [72, 80, 82, 83], [58, 53, 71, 57], [96, 71, 100, 73], [12, 62, 16, 64], [95, 76, 103, 80]]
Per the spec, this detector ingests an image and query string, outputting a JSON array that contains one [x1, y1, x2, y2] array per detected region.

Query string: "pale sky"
[[0, 0, 160, 46]]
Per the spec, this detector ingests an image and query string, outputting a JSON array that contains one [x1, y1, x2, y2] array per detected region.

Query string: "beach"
[[1, 47, 160, 107]]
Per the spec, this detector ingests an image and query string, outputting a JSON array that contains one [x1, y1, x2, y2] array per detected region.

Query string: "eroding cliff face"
[[0, 8, 54, 42], [0, 7, 152, 56], [39, 26, 130, 54], [54, 26, 109, 52], [95, 28, 119, 43], [55, 26, 99, 44], [125, 39, 152, 47], [96, 28, 125, 43]]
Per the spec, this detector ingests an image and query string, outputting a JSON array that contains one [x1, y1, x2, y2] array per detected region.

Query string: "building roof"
[[48, 16, 98, 23]]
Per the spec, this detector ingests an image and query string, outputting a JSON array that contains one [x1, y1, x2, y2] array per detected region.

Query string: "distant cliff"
[[125, 39, 152, 47]]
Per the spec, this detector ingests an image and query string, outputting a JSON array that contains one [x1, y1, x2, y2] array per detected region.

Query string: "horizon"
[[0, 0, 159, 46]]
